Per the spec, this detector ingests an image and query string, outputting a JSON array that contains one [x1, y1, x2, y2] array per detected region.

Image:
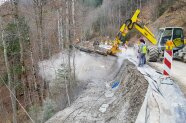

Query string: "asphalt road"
[[149, 60, 186, 97]]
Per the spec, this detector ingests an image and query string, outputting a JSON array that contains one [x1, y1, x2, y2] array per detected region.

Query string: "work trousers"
[[138, 53, 146, 66]]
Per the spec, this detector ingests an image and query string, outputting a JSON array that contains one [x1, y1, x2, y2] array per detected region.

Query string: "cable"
[[0, 75, 35, 123]]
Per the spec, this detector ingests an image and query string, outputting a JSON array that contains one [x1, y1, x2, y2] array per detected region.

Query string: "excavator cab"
[[158, 27, 185, 52], [147, 27, 185, 62]]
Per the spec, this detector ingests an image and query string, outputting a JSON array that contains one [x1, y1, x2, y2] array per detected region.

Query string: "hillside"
[[150, 0, 186, 35]]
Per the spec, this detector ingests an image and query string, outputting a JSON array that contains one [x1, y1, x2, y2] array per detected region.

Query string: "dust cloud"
[[38, 50, 119, 82]]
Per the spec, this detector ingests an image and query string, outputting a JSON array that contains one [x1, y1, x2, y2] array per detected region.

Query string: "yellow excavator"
[[108, 9, 185, 62]]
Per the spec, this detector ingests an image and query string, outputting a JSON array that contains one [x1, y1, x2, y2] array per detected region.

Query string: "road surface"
[[149, 60, 186, 97], [131, 46, 186, 97]]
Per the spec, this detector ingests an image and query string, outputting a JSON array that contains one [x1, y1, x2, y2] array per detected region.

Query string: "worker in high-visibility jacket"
[[138, 39, 147, 67]]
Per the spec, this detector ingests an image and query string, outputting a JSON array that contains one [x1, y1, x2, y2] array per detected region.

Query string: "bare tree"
[[72, 0, 76, 37], [66, 0, 71, 106], [1, 28, 17, 123], [32, 0, 48, 104]]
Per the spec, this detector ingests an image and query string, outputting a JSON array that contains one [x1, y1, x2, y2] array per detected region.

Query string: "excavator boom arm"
[[134, 23, 157, 45], [120, 9, 158, 45], [108, 9, 158, 55]]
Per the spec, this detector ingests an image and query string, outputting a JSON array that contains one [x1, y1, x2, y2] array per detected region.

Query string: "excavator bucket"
[[107, 36, 122, 55], [107, 45, 121, 55]]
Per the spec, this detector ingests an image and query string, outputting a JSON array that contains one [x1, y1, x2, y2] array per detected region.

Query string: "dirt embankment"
[[46, 58, 148, 123], [150, 0, 186, 34], [102, 60, 148, 123]]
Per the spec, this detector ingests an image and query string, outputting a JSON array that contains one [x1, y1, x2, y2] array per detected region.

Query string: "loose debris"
[[46, 58, 148, 123]]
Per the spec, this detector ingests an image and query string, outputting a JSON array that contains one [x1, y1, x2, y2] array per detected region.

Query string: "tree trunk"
[[66, 0, 72, 106], [57, 8, 64, 50], [30, 47, 38, 103], [13, 0, 33, 108], [119, 2, 121, 26], [32, 0, 47, 104], [2, 30, 17, 123], [0, 98, 8, 123], [73, 48, 76, 83], [140, 0, 142, 9], [65, 75, 71, 107], [66, 0, 70, 48], [57, 9, 61, 50], [72, 0, 76, 37]]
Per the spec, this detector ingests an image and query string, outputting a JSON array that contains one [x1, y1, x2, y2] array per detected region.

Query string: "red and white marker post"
[[163, 41, 174, 76]]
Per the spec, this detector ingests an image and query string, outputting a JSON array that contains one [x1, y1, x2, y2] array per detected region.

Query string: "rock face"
[[45, 58, 148, 123]]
